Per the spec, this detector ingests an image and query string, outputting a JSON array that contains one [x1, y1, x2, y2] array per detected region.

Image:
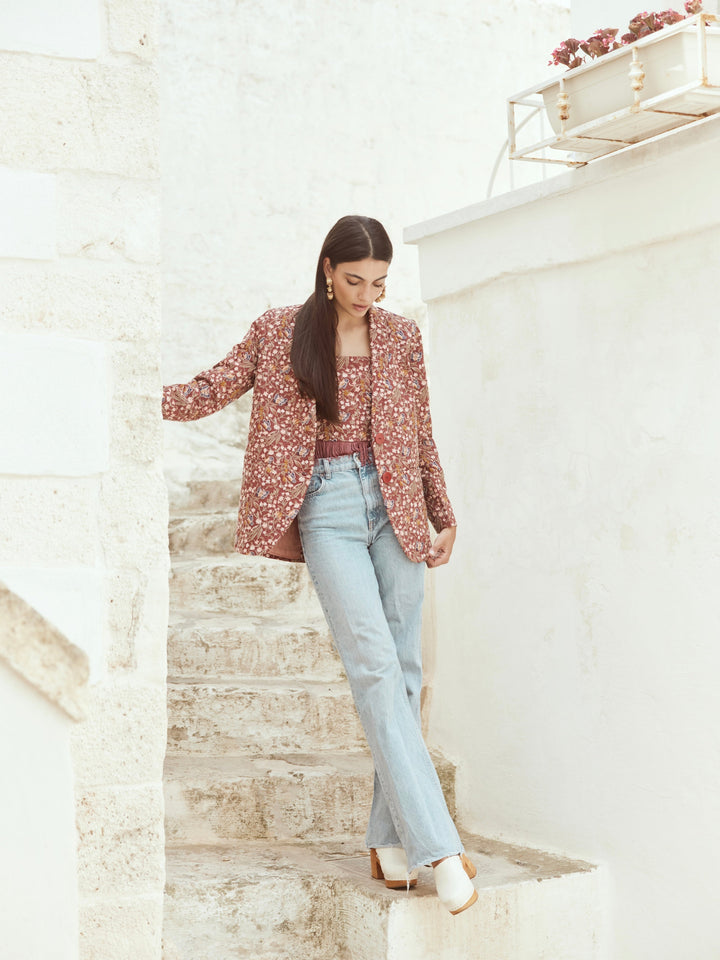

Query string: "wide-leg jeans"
[[297, 453, 463, 874]]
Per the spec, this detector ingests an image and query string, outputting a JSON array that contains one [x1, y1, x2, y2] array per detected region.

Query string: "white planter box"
[[509, 14, 720, 164]]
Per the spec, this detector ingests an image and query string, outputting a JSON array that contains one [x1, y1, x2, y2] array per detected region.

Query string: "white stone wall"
[[159, 0, 571, 486], [0, 2, 167, 958], [0, 665, 81, 960], [0, 582, 89, 960], [408, 118, 720, 960]]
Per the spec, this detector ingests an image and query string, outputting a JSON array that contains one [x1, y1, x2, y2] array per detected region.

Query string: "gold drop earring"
[[376, 286, 386, 302], [326, 277, 334, 301]]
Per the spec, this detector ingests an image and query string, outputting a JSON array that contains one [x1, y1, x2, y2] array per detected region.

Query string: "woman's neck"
[[336, 314, 371, 357]]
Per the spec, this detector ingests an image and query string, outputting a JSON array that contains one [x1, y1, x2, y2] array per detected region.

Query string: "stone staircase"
[[162, 480, 605, 960]]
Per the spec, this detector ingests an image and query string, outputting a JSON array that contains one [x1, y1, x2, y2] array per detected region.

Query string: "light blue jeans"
[[297, 453, 463, 873]]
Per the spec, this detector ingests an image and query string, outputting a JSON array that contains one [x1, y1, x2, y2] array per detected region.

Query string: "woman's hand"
[[426, 526, 456, 568]]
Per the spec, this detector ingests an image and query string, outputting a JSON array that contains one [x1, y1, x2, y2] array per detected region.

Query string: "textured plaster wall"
[[410, 120, 720, 959], [0, 2, 167, 958], [159, 0, 571, 487]]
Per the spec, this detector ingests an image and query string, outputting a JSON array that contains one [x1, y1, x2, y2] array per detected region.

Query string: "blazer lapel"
[[369, 306, 394, 418]]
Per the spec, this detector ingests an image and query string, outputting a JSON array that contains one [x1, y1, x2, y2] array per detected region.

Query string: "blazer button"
[[382, 470, 392, 483], [375, 432, 385, 443]]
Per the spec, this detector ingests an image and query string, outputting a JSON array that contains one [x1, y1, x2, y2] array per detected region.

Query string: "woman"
[[162, 215, 477, 915]]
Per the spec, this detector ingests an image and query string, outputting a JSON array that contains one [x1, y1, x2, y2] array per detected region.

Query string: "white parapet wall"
[[0, 2, 167, 958], [406, 116, 720, 960]]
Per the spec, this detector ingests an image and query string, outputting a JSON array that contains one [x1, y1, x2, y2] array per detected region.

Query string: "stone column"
[[0, 2, 167, 957]]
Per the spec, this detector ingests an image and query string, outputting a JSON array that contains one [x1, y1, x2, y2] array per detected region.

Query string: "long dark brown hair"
[[291, 215, 393, 422]]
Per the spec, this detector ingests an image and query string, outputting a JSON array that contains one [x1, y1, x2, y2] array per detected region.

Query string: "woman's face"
[[324, 257, 389, 323]]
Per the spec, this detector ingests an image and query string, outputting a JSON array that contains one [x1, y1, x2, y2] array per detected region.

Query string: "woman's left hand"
[[426, 526, 456, 568]]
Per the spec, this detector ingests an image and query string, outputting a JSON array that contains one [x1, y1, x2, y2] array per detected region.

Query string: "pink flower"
[[549, 4, 701, 68]]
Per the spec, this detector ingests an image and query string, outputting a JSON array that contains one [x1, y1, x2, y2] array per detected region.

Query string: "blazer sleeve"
[[411, 328, 457, 532], [162, 319, 260, 421]]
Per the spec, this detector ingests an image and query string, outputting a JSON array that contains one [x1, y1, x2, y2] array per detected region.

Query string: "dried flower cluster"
[[549, 1, 704, 68]]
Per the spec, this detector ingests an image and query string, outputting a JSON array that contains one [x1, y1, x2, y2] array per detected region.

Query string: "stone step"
[[167, 613, 344, 683], [169, 556, 320, 616], [163, 838, 604, 960], [169, 512, 239, 557], [168, 478, 244, 517], [167, 679, 365, 755], [164, 752, 457, 844], [163, 842, 349, 960]]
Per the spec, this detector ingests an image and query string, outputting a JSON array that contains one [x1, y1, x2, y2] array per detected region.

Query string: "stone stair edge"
[[170, 555, 303, 572], [163, 748, 453, 768], [169, 512, 238, 524], [166, 672, 342, 685], [166, 676, 354, 693], [163, 749, 374, 773], [163, 749, 455, 778], [165, 833, 599, 886], [167, 609, 329, 629]]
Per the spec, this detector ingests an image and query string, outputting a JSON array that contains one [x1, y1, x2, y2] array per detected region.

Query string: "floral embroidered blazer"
[[162, 305, 456, 563]]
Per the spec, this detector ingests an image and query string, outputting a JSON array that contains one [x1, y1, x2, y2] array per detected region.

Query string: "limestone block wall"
[[159, 0, 571, 487], [0, 3, 167, 958], [408, 118, 720, 960]]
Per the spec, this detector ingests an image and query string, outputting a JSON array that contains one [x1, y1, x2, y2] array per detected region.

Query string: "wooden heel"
[[450, 887, 478, 916], [370, 848, 384, 881], [434, 855, 478, 915]]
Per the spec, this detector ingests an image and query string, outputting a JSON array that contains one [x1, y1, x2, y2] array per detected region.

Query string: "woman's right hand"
[[426, 526, 456, 568]]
